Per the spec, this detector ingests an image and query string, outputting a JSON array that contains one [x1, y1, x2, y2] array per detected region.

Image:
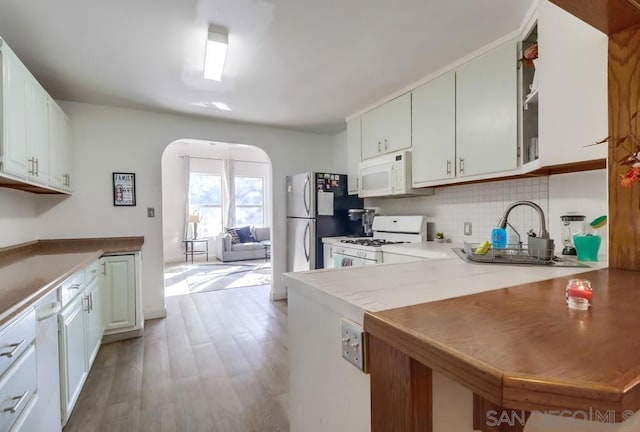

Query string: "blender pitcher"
[[561, 214, 586, 255]]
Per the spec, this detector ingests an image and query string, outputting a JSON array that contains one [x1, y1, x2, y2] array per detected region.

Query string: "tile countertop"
[[0, 237, 144, 327], [283, 250, 607, 324]]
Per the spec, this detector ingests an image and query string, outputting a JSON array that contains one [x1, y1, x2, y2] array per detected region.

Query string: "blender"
[[348, 208, 376, 236], [560, 214, 586, 255]]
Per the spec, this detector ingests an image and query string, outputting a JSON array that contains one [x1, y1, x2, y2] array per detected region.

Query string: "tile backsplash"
[[366, 177, 551, 246], [366, 170, 608, 256]]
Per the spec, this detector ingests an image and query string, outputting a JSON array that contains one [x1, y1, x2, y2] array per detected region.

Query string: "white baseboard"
[[270, 291, 287, 301], [144, 307, 167, 320]]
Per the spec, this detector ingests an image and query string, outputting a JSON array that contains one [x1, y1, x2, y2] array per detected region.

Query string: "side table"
[[183, 239, 209, 264]]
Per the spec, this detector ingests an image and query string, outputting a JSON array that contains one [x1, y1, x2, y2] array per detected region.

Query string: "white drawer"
[[84, 260, 100, 284], [0, 345, 37, 432], [0, 311, 35, 380], [59, 271, 85, 308], [7, 393, 37, 432]]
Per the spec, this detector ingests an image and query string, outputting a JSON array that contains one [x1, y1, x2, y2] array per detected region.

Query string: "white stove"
[[331, 216, 426, 267]]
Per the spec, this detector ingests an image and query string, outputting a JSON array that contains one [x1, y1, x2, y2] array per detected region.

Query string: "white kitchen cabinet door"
[[412, 71, 456, 185], [536, 0, 607, 166], [48, 100, 73, 191], [456, 41, 518, 177], [323, 244, 334, 269], [58, 294, 87, 425], [1, 44, 28, 179], [346, 117, 361, 194], [101, 255, 136, 333], [85, 277, 103, 367], [25, 78, 50, 184], [361, 93, 411, 160]]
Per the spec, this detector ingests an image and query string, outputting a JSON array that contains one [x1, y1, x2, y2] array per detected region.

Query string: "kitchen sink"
[[452, 247, 591, 268]]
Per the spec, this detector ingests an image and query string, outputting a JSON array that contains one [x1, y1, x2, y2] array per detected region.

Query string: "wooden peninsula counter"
[[364, 268, 640, 431]]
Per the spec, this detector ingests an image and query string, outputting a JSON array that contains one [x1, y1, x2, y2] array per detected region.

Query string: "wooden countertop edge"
[[365, 307, 640, 419], [364, 311, 504, 405]]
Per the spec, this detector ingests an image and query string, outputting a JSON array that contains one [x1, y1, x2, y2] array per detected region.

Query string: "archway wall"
[[36, 101, 335, 318]]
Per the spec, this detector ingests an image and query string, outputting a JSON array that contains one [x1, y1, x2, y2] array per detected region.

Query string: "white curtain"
[[183, 156, 191, 240], [222, 158, 235, 228]]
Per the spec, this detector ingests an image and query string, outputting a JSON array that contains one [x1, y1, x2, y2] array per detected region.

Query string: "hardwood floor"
[[63, 285, 289, 432]]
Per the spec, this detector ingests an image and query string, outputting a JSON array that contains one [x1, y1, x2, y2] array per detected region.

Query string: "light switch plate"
[[147, 208, 155, 218], [464, 222, 472, 236], [341, 319, 368, 373]]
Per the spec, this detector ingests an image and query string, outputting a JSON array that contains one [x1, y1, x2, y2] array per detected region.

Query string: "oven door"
[[333, 252, 377, 267]]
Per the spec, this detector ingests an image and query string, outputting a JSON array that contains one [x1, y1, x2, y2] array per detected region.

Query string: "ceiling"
[[0, 0, 533, 134]]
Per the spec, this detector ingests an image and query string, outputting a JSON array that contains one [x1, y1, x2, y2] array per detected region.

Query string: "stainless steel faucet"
[[497, 200, 549, 239]]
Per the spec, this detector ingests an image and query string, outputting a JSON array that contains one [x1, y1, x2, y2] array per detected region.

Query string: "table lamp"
[[187, 214, 201, 239]]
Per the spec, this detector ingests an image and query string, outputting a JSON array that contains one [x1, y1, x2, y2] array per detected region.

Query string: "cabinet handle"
[[69, 283, 82, 290], [89, 293, 93, 312], [83, 295, 90, 312], [377, 141, 381, 152], [384, 138, 388, 150], [101, 262, 106, 276], [28, 158, 35, 176], [4, 390, 29, 413], [0, 340, 25, 358], [459, 157, 465, 174], [35, 158, 39, 176]]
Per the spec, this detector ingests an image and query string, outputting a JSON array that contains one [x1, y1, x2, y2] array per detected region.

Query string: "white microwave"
[[358, 150, 433, 198]]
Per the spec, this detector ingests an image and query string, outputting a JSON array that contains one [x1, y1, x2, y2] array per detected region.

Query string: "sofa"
[[215, 226, 270, 262]]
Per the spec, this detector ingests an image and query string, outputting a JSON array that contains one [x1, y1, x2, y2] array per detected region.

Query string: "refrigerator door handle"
[[303, 175, 310, 216], [303, 222, 310, 261]]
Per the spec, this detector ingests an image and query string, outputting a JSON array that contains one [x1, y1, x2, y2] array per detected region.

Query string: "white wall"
[[366, 170, 608, 257], [161, 140, 272, 262], [0, 189, 39, 247], [36, 101, 334, 318], [331, 129, 348, 174]]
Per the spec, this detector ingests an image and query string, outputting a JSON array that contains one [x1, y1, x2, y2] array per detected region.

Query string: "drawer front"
[[59, 271, 85, 308], [0, 310, 35, 380], [0, 345, 37, 432], [84, 260, 100, 285], [7, 393, 37, 432]]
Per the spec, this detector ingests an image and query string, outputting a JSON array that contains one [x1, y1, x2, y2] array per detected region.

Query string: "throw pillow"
[[225, 227, 240, 244], [235, 226, 256, 243]]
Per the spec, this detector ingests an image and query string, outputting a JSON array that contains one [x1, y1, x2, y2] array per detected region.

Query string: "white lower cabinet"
[[58, 293, 87, 424], [58, 260, 104, 425], [101, 254, 140, 336]]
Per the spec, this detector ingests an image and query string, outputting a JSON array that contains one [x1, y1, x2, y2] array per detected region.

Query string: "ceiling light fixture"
[[204, 25, 228, 81], [211, 102, 231, 111]]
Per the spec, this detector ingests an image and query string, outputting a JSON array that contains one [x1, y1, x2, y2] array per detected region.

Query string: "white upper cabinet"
[[346, 117, 361, 194], [1, 43, 29, 178], [412, 71, 456, 185], [49, 99, 73, 191], [456, 41, 518, 177], [26, 79, 50, 184], [534, 0, 607, 167], [361, 93, 411, 160], [0, 39, 72, 193]]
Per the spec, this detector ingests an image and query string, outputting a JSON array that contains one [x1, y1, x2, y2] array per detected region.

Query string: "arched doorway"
[[160, 138, 273, 296]]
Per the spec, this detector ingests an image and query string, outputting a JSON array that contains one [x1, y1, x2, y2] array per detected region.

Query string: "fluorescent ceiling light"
[[204, 25, 228, 81], [211, 102, 231, 111]]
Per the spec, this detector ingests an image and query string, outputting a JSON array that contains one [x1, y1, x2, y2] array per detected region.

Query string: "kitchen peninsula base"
[[364, 269, 640, 432]]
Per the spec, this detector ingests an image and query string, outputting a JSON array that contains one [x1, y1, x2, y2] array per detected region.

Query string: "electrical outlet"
[[341, 319, 368, 373], [147, 208, 155, 218], [464, 222, 473, 236]]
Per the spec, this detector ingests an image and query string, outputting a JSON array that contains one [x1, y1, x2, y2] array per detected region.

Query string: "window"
[[189, 174, 223, 237], [234, 176, 264, 227]]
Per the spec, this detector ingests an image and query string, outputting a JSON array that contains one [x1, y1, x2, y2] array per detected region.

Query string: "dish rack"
[[463, 242, 555, 265]]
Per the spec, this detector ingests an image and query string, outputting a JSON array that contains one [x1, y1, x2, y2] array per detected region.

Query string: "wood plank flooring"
[[63, 285, 289, 432]]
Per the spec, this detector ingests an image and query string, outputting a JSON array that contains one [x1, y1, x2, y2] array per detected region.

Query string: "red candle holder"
[[566, 279, 592, 310]]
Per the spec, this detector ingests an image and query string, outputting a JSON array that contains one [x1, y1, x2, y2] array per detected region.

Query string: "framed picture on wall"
[[113, 172, 136, 206]]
